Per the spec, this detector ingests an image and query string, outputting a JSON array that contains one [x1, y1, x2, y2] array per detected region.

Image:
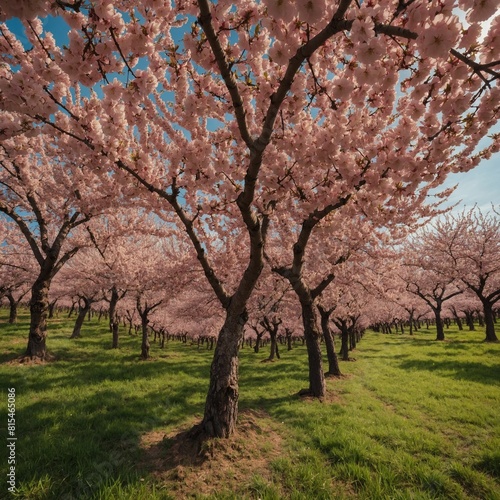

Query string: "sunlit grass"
[[0, 309, 499, 499]]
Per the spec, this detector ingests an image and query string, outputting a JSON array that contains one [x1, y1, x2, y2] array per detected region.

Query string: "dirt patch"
[[3, 352, 57, 365], [138, 409, 284, 498]]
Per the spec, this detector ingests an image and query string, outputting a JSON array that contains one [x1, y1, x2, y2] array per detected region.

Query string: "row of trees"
[[2, 205, 498, 348], [1, 0, 499, 437]]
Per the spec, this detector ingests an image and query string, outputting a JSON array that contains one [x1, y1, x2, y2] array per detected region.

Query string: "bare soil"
[[139, 409, 284, 498]]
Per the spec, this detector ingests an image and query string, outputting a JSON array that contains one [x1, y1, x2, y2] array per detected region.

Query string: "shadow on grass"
[[397, 358, 500, 384], [475, 450, 500, 479], [1, 356, 210, 498]]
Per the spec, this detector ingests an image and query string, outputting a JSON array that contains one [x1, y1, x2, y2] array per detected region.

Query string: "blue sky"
[[440, 154, 500, 213]]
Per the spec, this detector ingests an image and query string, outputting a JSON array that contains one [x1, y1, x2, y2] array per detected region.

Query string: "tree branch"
[[197, 0, 253, 149]]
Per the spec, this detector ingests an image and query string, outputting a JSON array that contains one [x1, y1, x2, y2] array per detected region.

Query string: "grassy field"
[[0, 309, 499, 499]]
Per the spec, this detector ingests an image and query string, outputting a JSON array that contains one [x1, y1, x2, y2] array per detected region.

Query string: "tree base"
[[17, 352, 56, 364], [324, 371, 342, 378], [297, 388, 324, 400]]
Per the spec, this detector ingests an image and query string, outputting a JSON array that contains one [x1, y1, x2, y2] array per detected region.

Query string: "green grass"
[[1, 310, 499, 499]]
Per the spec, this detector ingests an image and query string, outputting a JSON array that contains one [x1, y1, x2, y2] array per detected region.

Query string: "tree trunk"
[[434, 307, 445, 341], [286, 329, 293, 351], [464, 310, 475, 330], [301, 302, 325, 397], [71, 299, 90, 339], [112, 322, 119, 348], [349, 329, 356, 350], [48, 299, 57, 319], [26, 277, 50, 360], [482, 301, 498, 342], [268, 327, 280, 360], [195, 308, 247, 438], [6, 293, 18, 324], [318, 306, 341, 377], [140, 318, 150, 360], [68, 301, 76, 318], [109, 287, 119, 332], [477, 311, 485, 327], [339, 322, 350, 361]]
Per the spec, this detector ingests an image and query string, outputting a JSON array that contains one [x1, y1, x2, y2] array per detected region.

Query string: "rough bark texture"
[[301, 303, 325, 397], [26, 278, 50, 360], [196, 309, 247, 438]]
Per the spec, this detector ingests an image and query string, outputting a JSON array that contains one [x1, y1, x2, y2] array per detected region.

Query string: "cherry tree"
[[399, 241, 463, 340], [421, 208, 500, 341], [54, 247, 108, 338], [0, 131, 117, 359], [1, 0, 499, 436], [0, 220, 34, 322], [367, 255, 432, 335], [446, 290, 481, 331], [246, 270, 293, 360]]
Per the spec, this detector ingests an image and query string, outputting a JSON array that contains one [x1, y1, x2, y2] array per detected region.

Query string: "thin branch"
[[197, 0, 253, 149]]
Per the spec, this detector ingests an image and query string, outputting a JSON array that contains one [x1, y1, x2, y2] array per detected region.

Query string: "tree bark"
[[140, 320, 150, 359], [465, 311, 475, 330], [434, 307, 445, 341], [195, 308, 247, 438], [408, 311, 414, 335], [108, 286, 119, 332], [268, 327, 280, 360], [112, 322, 119, 349], [482, 301, 498, 342], [336, 320, 350, 361], [71, 298, 91, 339], [301, 302, 325, 397], [318, 305, 341, 377], [6, 293, 18, 324], [285, 328, 293, 350], [48, 299, 57, 319], [26, 277, 50, 360]]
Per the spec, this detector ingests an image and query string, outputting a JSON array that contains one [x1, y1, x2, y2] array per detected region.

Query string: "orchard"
[[1, 1, 500, 497]]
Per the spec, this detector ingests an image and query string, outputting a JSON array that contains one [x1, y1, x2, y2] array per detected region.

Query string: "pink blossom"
[[263, 0, 297, 23], [418, 14, 461, 59], [458, 23, 482, 49], [269, 40, 292, 66], [356, 37, 385, 65], [351, 17, 375, 44], [296, 0, 326, 25], [467, 0, 498, 23]]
